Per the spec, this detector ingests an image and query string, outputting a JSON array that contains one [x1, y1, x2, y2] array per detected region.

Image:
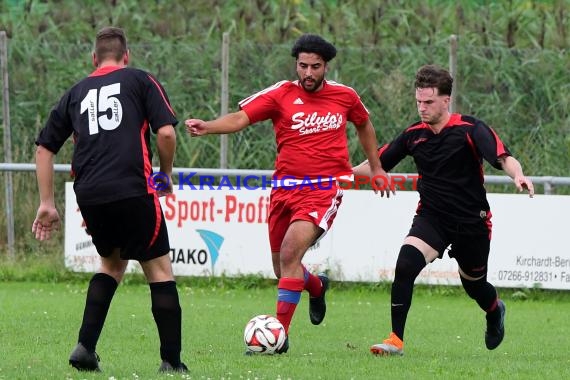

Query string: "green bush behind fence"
[[0, 0, 568, 250]]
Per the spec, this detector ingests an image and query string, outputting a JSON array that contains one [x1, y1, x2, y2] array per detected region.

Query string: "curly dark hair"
[[415, 64, 453, 96], [291, 34, 337, 62]]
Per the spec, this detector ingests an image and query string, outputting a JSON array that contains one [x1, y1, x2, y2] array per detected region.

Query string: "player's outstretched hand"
[[185, 119, 208, 137], [371, 168, 396, 198], [32, 204, 61, 241], [515, 175, 535, 198]]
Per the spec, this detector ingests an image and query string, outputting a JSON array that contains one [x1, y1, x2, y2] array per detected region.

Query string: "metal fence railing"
[[3, 163, 569, 191], [3, 162, 570, 256]]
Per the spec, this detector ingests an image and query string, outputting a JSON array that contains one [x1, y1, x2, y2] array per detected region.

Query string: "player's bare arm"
[[156, 124, 176, 196], [498, 155, 534, 197], [185, 110, 251, 136], [354, 120, 394, 197], [352, 159, 370, 177], [32, 145, 61, 240]]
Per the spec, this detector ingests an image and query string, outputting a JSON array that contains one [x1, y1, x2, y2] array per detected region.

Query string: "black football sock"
[[391, 244, 427, 341], [78, 273, 118, 351], [150, 281, 182, 365], [460, 275, 499, 319]]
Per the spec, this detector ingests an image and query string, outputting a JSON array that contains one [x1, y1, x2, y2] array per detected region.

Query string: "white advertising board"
[[64, 182, 570, 290]]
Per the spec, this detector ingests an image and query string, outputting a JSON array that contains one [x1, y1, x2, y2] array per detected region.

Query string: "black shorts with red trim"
[[78, 193, 170, 262], [408, 212, 492, 278]]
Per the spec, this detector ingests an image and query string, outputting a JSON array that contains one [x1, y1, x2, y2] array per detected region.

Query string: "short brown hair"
[[415, 64, 453, 96], [94, 27, 128, 62]]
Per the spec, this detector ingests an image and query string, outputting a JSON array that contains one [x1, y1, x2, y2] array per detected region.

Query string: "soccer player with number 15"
[[33, 27, 187, 373]]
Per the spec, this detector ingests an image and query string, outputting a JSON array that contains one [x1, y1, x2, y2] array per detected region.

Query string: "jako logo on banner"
[[170, 229, 225, 275]]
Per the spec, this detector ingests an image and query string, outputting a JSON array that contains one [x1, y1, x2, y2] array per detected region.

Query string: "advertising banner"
[[65, 183, 570, 290]]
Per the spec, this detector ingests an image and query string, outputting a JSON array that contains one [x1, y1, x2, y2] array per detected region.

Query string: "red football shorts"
[[267, 183, 343, 252]]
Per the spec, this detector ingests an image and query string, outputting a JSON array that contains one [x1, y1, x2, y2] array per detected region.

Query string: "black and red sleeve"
[[378, 130, 411, 172], [35, 91, 74, 154], [144, 72, 178, 133], [470, 119, 512, 170]]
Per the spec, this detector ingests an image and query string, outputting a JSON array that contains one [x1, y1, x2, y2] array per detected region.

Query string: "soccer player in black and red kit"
[[32, 27, 187, 372], [354, 64, 534, 356]]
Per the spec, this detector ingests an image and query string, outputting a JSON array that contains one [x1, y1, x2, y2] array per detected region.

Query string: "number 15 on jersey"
[[80, 83, 123, 135]]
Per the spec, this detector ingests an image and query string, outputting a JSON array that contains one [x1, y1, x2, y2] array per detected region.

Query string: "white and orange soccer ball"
[[243, 314, 287, 354]]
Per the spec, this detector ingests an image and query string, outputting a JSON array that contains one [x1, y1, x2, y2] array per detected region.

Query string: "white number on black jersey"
[[80, 83, 123, 135]]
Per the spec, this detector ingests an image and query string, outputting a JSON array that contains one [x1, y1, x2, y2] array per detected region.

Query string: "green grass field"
[[1, 280, 569, 380]]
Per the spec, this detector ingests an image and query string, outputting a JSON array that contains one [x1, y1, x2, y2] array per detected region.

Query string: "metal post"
[[544, 177, 553, 195], [220, 32, 230, 169], [449, 34, 458, 113], [0, 31, 15, 256]]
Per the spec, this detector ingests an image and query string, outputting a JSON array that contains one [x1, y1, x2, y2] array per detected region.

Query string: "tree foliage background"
[[0, 0, 568, 249]]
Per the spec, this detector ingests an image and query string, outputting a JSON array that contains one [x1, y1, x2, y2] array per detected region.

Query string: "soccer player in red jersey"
[[186, 34, 391, 353], [32, 27, 187, 372], [354, 64, 534, 356]]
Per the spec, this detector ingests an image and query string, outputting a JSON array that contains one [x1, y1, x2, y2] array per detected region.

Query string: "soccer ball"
[[243, 314, 287, 354]]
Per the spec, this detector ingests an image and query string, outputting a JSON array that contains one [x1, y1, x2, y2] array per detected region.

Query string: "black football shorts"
[[78, 193, 170, 262], [407, 213, 491, 278]]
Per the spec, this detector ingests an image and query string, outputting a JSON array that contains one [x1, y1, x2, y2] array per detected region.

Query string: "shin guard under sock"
[[460, 276, 499, 318], [78, 273, 118, 351], [391, 245, 427, 341], [150, 281, 182, 365], [276, 277, 304, 334]]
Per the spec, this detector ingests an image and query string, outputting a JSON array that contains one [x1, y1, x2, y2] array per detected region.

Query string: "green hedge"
[[0, 0, 568, 250]]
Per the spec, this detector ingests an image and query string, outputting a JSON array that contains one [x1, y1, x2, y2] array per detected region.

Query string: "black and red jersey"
[[379, 114, 511, 223], [36, 66, 177, 205]]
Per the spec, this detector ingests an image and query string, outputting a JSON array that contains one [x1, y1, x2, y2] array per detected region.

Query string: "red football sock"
[[276, 277, 304, 334], [303, 266, 323, 297]]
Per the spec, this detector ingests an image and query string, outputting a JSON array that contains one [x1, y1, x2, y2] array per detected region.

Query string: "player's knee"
[[99, 252, 128, 281], [278, 245, 300, 270], [101, 270, 124, 284], [394, 244, 427, 280]]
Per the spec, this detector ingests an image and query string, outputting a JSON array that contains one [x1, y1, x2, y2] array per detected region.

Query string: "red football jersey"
[[239, 79, 370, 179]]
